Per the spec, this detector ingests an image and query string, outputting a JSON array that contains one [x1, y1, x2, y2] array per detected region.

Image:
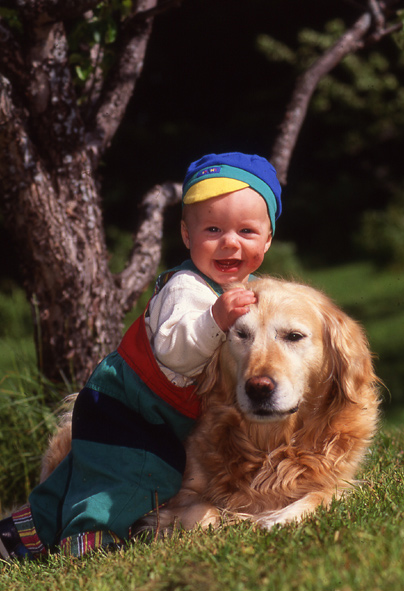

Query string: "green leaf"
[[93, 28, 102, 44], [105, 21, 118, 45], [75, 65, 91, 82], [0, 7, 23, 33]]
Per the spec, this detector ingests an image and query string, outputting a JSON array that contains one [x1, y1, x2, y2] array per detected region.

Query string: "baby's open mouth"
[[214, 259, 242, 272]]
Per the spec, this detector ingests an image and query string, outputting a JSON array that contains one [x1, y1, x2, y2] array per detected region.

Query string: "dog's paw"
[[130, 509, 180, 541], [254, 494, 327, 530]]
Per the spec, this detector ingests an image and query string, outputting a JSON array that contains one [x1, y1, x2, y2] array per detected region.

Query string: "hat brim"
[[183, 178, 249, 205]]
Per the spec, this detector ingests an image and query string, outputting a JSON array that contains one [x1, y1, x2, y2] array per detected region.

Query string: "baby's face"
[[181, 187, 272, 286]]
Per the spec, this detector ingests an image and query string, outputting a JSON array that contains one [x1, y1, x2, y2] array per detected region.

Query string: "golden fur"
[[41, 276, 381, 534]]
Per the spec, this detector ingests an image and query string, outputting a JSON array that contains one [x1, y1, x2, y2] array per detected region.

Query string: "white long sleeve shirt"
[[144, 270, 226, 387]]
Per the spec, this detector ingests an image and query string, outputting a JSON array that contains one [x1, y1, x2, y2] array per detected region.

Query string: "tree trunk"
[[0, 0, 174, 385], [0, 76, 119, 384]]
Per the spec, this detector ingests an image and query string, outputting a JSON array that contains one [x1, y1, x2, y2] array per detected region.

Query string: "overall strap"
[[117, 313, 200, 420], [153, 259, 224, 297]]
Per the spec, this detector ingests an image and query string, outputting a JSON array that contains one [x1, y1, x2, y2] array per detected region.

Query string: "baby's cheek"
[[253, 251, 264, 264]]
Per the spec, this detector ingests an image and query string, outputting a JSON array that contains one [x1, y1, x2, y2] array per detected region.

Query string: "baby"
[[0, 152, 282, 560]]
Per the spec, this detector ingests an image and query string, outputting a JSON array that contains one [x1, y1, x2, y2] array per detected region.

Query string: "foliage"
[[0, 287, 32, 339], [300, 262, 404, 418], [257, 17, 404, 161], [105, 225, 137, 274], [358, 203, 404, 269], [257, 19, 404, 139], [259, 241, 303, 277], [0, 427, 403, 590], [255, 16, 404, 266], [68, 1, 132, 92], [0, 7, 22, 33]]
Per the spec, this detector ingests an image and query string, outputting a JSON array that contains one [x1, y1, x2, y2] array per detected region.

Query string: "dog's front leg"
[[132, 487, 221, 539], [165, 489, 221, 530], [252, 491, 335, 529]]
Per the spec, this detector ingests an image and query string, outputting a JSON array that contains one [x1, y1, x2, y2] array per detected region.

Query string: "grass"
[[293, 261, 404, 421], [0, 368, 65, 512], [0, 426, 403, 590]]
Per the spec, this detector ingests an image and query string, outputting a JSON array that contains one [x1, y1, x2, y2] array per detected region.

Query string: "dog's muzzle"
[[245, 376, 276, 402], [244, 376, 299, 418]]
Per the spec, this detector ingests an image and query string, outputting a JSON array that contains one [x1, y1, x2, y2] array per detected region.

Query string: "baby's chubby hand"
[[212, 287, 257, 332]]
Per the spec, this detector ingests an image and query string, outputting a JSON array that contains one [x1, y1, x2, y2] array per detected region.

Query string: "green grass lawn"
[[295, 262, 404, 422], [1, 426, 403, 591]]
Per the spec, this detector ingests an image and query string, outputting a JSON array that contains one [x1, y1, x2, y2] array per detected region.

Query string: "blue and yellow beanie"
[[182, 152, 282, 233]]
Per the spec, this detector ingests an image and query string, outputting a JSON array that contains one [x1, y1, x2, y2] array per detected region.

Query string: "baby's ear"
[[180, 220, 190, 249], [264, 231, 273, 253]]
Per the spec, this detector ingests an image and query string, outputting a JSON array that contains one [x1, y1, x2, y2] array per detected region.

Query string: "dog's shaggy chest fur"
[[42, 276, 380, 534]]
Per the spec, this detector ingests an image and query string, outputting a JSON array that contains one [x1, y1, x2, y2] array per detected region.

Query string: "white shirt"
[[145, 270, 226, 387]]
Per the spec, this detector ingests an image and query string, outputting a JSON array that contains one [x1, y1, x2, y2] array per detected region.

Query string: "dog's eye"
[[286, 331, 305, 342], [235, 328, 250, 340]]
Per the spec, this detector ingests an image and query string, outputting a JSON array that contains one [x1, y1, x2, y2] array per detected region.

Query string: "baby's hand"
[[212, 288, 257, 332]]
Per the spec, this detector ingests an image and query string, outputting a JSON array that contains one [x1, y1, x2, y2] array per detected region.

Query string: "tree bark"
[[0, 0, 179, 385]]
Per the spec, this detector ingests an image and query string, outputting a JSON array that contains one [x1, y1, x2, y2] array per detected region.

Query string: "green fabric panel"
[[30, 439, 184, 545], [86, 351, 195, 441]]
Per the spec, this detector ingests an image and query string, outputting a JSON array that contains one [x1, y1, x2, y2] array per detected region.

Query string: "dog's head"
[[199, 276, 380, 428]]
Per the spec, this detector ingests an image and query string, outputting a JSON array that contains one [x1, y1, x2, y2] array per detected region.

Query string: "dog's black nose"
[[245, 376, 276, 402]]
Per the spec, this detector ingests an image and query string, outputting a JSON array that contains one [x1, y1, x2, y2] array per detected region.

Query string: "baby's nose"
[[220, 232, 239, 248]]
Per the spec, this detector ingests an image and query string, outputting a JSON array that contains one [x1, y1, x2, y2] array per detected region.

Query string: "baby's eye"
[[206, 226, 220, 233], [240, 228, 254, 234]]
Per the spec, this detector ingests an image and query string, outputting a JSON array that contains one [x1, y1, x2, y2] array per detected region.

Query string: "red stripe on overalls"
[[117, 312, 201, 420]]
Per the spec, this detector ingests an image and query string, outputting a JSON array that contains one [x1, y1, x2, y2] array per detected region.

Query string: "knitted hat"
[[182, 152, 282, 233]]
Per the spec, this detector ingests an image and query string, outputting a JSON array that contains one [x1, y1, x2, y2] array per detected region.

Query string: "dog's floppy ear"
[[319, 299, 378, 406], [196, 347, 222, 398]]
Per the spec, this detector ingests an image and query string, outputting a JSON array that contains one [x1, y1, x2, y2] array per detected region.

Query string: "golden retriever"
[[41, 276, 381, 535]]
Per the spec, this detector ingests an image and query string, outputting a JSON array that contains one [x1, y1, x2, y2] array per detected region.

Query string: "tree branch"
[[368, 0, 385, 29], [270, 12, 372, 184], [270, 0, 403, 184], [132, 0, 183, 22], [19, 16, 86, 175], [80, 33, 106, 120], [85, 0, 158, 162], [118, 182, 182, 311]]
